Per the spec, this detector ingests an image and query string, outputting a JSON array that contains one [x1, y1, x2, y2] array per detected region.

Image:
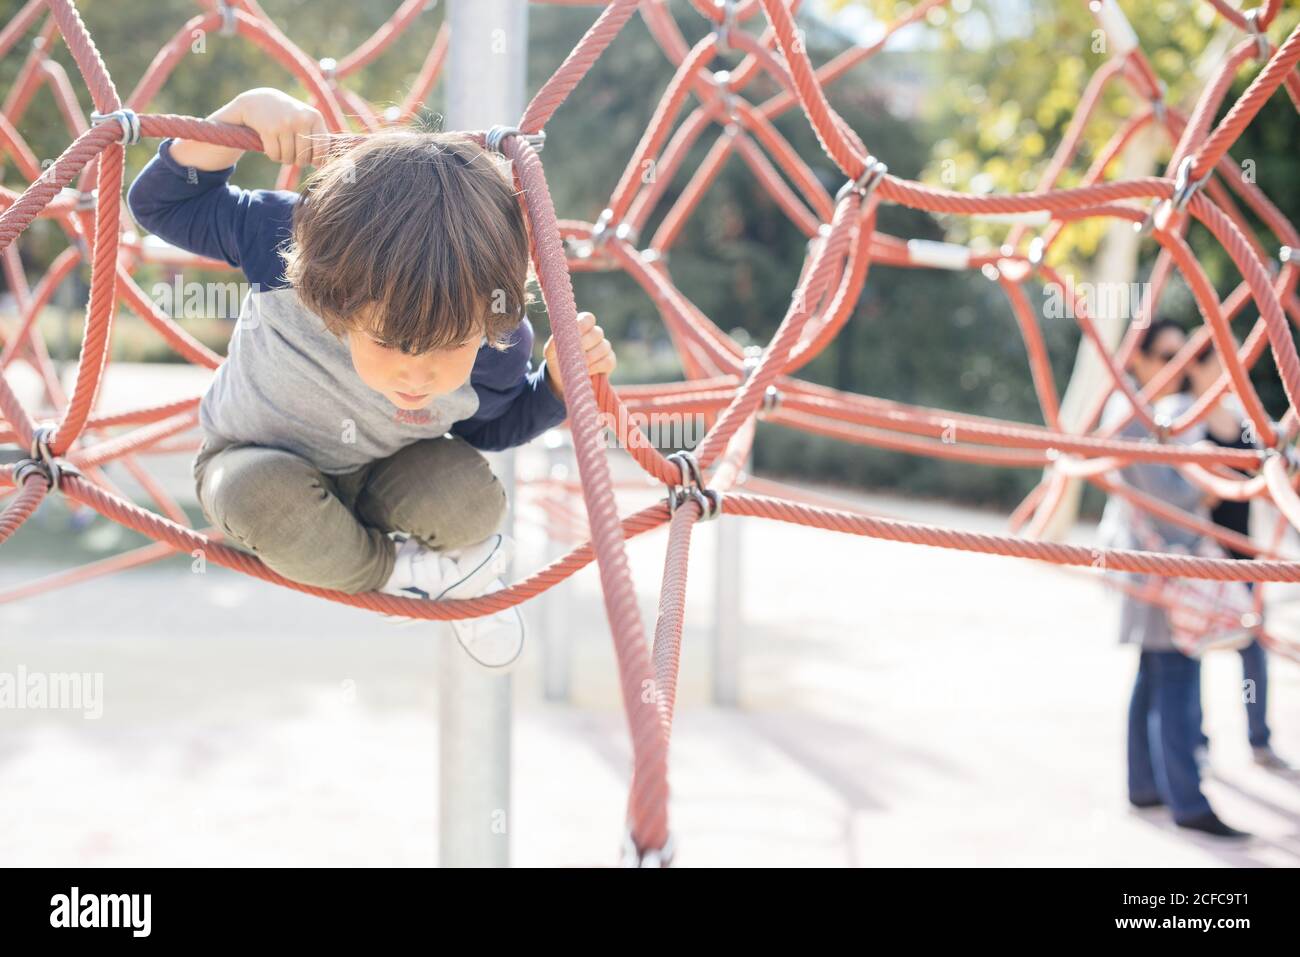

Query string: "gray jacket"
[[1095, 387, 1207, 651]]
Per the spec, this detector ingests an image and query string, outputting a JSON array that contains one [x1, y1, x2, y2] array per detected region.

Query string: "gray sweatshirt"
[[1096, 387, 1207, 651]]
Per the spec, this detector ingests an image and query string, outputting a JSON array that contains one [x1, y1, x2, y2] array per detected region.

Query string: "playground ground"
[[1, 363, 1298, 867]]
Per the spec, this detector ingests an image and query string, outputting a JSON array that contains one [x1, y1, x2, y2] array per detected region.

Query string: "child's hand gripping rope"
[[542, 311, 616, 399], [207, 88, 330, 168]]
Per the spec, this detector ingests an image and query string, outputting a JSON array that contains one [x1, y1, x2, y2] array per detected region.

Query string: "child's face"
[[346, 326, 483, 410]]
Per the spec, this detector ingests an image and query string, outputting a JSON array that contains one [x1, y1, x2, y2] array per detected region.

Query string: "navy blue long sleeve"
[[126, 137, 297, 290], [451, 316, 569, 452], [126, 137, 568, 451]]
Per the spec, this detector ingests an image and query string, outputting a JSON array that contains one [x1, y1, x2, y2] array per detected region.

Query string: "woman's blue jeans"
[[1128, 650, 1211, 822]]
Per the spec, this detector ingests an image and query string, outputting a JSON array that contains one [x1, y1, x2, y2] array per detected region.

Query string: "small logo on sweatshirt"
[[394, 408, 434, 425]]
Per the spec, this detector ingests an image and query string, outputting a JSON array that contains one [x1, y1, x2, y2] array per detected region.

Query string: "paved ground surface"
[[2, 363, 1298, 866]]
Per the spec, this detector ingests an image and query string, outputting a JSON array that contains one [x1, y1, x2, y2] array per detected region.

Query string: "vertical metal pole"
[[541, 430, 573, 701], [439, 0, 527, 869], [712, 449, 749, 706]]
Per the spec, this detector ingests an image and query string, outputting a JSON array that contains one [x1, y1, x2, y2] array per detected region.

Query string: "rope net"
[[2, 0, 1300, 864]]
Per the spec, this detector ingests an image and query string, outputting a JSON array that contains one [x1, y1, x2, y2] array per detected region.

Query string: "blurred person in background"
[[1185, 347, 1294, 774], [1098, 318, 1248, 839]]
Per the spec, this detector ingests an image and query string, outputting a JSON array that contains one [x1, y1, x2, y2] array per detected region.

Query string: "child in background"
[[1185, 349, 1292, 772], [126, 88, 617, 669]]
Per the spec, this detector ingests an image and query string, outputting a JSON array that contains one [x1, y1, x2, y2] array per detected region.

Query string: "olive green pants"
[[193, 435, 508, 594]]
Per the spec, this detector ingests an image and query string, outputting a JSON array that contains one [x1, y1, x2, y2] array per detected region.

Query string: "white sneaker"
[[380, 533, 525, 671], [381, 535, 445, 601]]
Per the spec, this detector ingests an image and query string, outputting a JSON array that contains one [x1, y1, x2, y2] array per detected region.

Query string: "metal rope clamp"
[[1150, 79, 1168, 125], [620, 829, 675, 868], [1264, 441, 1300, 475], [1245, 8, 1270, 61], [665, 449, 722, 521], [1141, 155, 1211, 235], [1153, 412, 1174, 444], [1169, 155, 1212, 215], [484, 125, 546, 155], [714, 0, 738, 53], [835, 155, 888, 208], [89, 108, 141, 146], [712, 70, 738, 125], [1285, 444, 1300, 475], [742, 346, 781, 418], [1260, 445, 1283, 477], [218, 0, 238, 37], [13, 425, 80, 493], [588, 207, 639, 251]]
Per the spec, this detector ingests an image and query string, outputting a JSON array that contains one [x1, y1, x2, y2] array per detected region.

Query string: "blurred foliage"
[[839, 0, 1299, 266], [829, 0, 1300, 512], [3, 0, 1297, 511]]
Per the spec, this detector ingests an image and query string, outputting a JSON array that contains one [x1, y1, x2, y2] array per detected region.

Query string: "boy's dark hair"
[[282, 130, 531, 355], [1136, 317, 1185, 356]]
